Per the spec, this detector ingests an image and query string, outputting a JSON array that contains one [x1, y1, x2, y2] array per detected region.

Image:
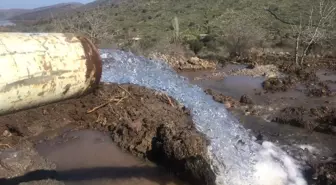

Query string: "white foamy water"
[[99, 49, 307, 185]]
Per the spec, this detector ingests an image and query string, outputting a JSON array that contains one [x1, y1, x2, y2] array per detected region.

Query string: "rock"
[[199, 34, 208, 39], [42, 109, 48, 115], [0, 150, 31, 173], [224, 101, 231, 108], [265, 72, 277, 78], [247, 63, 256, 69], [129, 118, 143, 132], [2, 130, 11, 137], [188, 57, 200, 65], [240, 95, 254, 104]]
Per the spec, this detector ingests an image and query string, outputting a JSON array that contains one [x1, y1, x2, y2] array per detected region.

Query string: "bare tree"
[[51, 6, 113, 44], [292, 0, 336, 66], [265, 0, 336, 66]]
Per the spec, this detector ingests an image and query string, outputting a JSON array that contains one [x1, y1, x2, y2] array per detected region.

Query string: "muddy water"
[[316, 69, 336, 92], [35, 130, 187, 185], [197, 76, 265, 100], [179, 64, 269, 102], [316, 70, 336, 82], [180, 66, 336, 107]]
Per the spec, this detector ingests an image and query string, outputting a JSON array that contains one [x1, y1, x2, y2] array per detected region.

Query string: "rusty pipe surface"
[[0, 32, 102, 116]]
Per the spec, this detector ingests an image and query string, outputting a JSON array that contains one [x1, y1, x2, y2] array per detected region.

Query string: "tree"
[[294, 0, 336, 65], [51, 6, 113, 44], [266, 0, 336, 66]]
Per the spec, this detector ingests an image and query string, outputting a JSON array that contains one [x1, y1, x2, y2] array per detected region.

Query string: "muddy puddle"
[[196, 76, 265, 100], [34, 129, 186, 185]]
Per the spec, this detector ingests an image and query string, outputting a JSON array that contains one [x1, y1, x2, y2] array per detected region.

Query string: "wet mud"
[[272, 106, 336, 135], [179, 64, 336, 185], [0, 83, 215, 185]]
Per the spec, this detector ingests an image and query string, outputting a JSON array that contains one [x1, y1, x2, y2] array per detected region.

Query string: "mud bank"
[[180, 63, 336, 134], [272, 106, 336, 135], [0, 83, 215, 185]]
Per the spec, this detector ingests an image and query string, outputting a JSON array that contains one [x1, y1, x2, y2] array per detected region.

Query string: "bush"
[[200, 34, 216, 43], [219, 17, 266, 58], [188, 39, 204, 54]]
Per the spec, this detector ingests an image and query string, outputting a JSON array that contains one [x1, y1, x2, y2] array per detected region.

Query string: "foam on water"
[[99, 49, 307, 185]]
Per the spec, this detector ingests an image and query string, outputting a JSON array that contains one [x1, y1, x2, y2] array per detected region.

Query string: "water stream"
[[99, 49, 307, 185]]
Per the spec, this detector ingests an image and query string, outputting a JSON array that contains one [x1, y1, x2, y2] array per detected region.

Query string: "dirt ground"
[[229, 54, 336, 98], [0, 83, 215, 185]]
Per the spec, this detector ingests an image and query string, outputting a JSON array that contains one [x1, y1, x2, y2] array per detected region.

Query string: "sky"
[[0, 0, 95, 9]]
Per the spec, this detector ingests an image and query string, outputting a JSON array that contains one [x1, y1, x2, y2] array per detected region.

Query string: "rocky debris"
[[272, 106, 336, 135], [0, 83, 216, 185], [229, 64, 282, 78], [204, 89, 279, 117], [149, 53, 217, 70]]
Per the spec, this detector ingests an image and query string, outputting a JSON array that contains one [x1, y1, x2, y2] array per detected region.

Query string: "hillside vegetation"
[[0, 9, 29, 20], [19, 0, 336, 64], [9, 3, 84, 23]]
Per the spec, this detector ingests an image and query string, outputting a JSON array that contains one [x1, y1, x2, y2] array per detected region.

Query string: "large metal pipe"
[[0, 32, 102, 116]]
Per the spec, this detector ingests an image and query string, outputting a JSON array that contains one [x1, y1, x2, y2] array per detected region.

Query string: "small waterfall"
[[99, 49, 307, 185]]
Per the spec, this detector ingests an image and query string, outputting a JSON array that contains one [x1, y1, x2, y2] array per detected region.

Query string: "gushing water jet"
[[100, 49, 307, 185]]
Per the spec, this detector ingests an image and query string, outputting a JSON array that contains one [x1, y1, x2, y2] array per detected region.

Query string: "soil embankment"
[[0, 83, 215, 185]]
